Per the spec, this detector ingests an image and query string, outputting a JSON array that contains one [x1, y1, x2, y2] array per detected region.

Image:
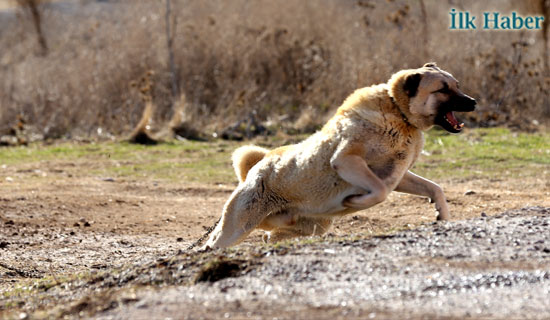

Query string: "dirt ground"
[[0, 157, 548, 280], [0, 152, 549, 318], [102, 206, 550, 320]]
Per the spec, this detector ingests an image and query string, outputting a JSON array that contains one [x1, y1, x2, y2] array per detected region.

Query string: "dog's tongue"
[[445, 111, 459, 126]]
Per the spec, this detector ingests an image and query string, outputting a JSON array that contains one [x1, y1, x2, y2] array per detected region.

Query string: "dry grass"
[[0, 0, 548, 140]]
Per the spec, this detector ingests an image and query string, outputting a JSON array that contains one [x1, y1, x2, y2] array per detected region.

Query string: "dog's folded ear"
[[403, 73, 422, 97]]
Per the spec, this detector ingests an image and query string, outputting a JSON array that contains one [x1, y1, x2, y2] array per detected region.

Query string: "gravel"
[[99, 206, 550, 319]]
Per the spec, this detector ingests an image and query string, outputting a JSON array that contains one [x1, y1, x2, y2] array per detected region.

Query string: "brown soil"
[[1, 158, 549, 294]]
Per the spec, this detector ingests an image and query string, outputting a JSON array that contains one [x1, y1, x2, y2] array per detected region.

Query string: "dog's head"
[[388, 63, 476, 133]]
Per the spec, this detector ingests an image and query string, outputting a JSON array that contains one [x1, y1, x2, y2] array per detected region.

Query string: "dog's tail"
[[232, 145, 269, 183]]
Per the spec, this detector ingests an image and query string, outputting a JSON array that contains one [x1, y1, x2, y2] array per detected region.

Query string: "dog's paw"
[[435, 206, 451, 221], [197, 244, 214, 252], [262, 233, 270, 244]]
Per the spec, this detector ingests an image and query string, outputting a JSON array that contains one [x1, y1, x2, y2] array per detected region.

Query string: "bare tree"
[[419, 0, 429, 59], [127, 71, 158, 145], [165, 0, 179, 99], [16, 0, 48, 55], [162, 0, 205, 140]]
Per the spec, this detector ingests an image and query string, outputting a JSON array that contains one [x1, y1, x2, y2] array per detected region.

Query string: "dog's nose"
[[461, 94, 476, 108], [456, 94, 476, 111], [467, 98, 476, 111]]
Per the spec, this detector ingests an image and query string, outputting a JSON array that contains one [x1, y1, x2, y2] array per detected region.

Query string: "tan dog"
[[203, 63, 476, 249]]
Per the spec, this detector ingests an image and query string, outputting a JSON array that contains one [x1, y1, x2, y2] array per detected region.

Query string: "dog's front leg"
[[394, 171, 450, 220], [331, 152, 389, 209]]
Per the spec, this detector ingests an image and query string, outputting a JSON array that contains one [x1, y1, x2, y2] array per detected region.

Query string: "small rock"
[[481, 212, 487, 217], [0, 241, 9, 248], [101, 177, 115, 182], [464, 190, 476, 195], [176, 237, 184, 242], [83, 221, 91, 227]]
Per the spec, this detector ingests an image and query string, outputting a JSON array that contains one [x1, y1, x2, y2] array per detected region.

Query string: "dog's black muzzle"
[[453, 93, 477, 112]]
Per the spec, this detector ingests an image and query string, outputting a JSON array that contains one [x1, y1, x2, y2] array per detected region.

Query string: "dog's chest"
[[365, 128, 423, 184]]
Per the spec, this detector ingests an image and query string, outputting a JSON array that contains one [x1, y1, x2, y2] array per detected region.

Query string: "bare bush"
[[0, 0, 547, 141], [127, 70, 157, 145]]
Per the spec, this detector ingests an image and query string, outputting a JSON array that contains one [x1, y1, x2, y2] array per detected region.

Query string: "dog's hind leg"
[[203, 180, 284, 249], [395, 171, 450, 220]]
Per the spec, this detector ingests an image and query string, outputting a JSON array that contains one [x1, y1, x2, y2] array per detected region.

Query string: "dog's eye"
[[434, 85, 450, 94]]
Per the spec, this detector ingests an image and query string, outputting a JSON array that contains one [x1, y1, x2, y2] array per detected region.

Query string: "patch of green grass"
[[0, 128, 547, 184], [0, 140, 240, 184], [0, 140, 223, 164], [416, 127, 550, 180]]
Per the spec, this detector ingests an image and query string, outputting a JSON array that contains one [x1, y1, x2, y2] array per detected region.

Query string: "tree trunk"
[[18, 0, 48, 55], [165, 0, 178, 99]]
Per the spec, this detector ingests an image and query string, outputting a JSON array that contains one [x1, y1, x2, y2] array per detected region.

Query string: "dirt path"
[[0, 155, 549, 318], [0, 176, 232, 288], [0, 162, 549, 288]]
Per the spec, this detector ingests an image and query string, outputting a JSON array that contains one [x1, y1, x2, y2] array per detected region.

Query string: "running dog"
[[203, 63, 476, 249]]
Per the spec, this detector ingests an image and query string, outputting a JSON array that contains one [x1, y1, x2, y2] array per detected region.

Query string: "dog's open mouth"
[[444, 111, 464, 131], [434, 95, 476, 133], [435, 110, 465, 133]]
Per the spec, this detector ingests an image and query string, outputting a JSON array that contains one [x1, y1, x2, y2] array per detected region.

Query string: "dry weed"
[[0, 0, 547, 141]]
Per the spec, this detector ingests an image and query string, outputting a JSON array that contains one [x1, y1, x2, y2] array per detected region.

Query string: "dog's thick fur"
[[203, 63, 476, 249]]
